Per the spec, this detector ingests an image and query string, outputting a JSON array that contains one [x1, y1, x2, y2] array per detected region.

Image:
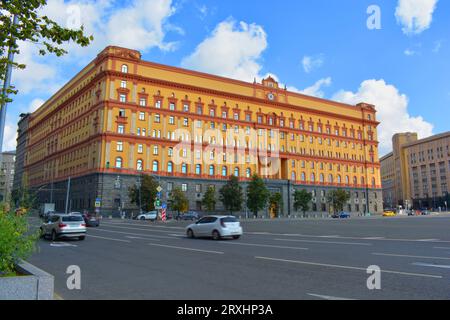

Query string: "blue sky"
[[6, 0, 449, 156]]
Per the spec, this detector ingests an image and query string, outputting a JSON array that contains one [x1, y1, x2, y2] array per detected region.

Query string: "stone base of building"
[[34, 173, 383, 217]]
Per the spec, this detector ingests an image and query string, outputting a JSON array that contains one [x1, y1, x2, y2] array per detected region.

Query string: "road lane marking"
[[88, 235, 131, 243], [167, 233, 185, 237], [412, 262, 450, 269], [307, 293, 356, 300], [99, 224, 180, 234], [50, 242, 77, 247], [218, 242, 309, 250], [416, 239, 439, 242], [102, 221, 184, 230], [434, 247, 450, 250], [372, 253, 450, 260], [274, 238, 371, 246], [318, 235, 340, 238], [363, 237, 385, 240], [90, 228, 174, 239], [147, 243, 224, 255], [255, 256, 443, 279], [126, 236, 161, 241]]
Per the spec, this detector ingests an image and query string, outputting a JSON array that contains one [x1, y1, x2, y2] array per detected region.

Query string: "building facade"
[[380, 132, 450, 210], [22, 46, 382, 217], [0, 151, 16, 203], [12, 113, 31, 197]]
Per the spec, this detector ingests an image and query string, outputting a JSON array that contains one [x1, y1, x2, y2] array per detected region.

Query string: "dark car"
[[332, 211, 351, 219], [176, 211, 200, 221], [82, 213, 100, 227]]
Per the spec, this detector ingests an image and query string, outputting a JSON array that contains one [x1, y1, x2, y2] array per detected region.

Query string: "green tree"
[[269, 192, 283, 218], [11, 188, 36, 210], [246, 174, 270, 218], [293, 189, 312, 217], [0, 210, 39, 276], [202, 187, 216, 212], [0, 1, 93, 105], [128, 175, 159, 212], [219, 175, 243, 215], [169, 187, 189, 215], [327, 190, 351, 214]]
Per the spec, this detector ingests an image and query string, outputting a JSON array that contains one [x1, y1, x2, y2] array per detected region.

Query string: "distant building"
[[380, 132, 450, 210], [12, 113, 31, 196], [0, 151, 16, 203]]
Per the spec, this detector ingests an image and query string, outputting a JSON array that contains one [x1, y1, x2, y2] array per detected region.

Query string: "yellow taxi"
[[382, 209, 396, 217]]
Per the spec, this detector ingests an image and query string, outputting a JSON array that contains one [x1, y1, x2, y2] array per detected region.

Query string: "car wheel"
[[232, 235, 240, 240], [51, 230, 57, 242], [187, 229, 195, 239], [212, 230, 221, 241], [140, 217, 145, 221], [79, 236, 85, 241]]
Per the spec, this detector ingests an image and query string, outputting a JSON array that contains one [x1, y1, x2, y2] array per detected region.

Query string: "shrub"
[[0, 209, 38, 277]]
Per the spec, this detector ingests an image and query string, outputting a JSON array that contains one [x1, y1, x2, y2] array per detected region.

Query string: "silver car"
[[40, 214, 87, 241], [186, 216, 243, 240]]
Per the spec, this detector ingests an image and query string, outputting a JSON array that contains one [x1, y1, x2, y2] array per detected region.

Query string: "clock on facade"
[[267, 93, 275, 101]]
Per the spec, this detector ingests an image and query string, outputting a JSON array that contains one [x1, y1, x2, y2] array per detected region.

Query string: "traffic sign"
[[162, 203, 167, 209], [95, 199, 101, 208], [156, 192, 161, 198], [156, 186, 162, 193]]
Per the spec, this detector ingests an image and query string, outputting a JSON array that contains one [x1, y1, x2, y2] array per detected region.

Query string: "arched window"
[[222, 166, 228, 177], [182, 163, 188, 174], [246, 168, 251, 178], [234, 167, 239, 177], [136, 160, 143, 171], [320, 174, 324, 183], [152, 161, 159, 172], [291, 171, 296, 181], [361, 177, 365, 186], [328, 174, 333, 184], [337, 175, 342, 184], [115, 157, 123, 169], [311, 173, 315, 183], [121, 64, 128, 73], [209, 165, 215, 176], [301, 172, 306, 182], [372, 178, 376, 188], [195, 164, 201, 175], [353, 176, 358, 186], [167, 161, 173, 173], [345, 175, 349, 185]]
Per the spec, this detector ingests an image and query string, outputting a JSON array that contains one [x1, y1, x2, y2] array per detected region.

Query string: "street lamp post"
[[137, 176, 142, 215]]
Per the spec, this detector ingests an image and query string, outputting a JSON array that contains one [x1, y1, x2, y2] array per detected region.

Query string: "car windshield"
[[221, 217, 238, 223], [62, 216, 84, 222]]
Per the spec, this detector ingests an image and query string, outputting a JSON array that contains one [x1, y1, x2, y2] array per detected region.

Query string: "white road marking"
[[88, 235, 131, 243], [318, 235, 340, 238], [167, 233, 185, 237], [274, 238, 371, 246], [50, 242, 77, 247], [363, 237, 385, 240], [218, 242, 309, 250], [126, 236, 161, 241], [255, 256, 443, 279], [372, 253, 450, 260], [412, 262, 450, 269], [147, 243, 224, 255], [102, 221, 184, 230], [90, 228, 174, 239], [307, 293, 356, 300], [99, 224, 180, 234], [415, 239, 439, 242]]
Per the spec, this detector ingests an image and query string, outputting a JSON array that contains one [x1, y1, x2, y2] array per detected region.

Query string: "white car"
[[136, 211, 158, 221], [186, 216, 243, 240]]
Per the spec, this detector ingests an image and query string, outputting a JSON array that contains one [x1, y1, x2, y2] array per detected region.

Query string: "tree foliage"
[[246, 174, 270, 218], [0, 0, 93, 105], [269, 192, 283, 218], [0, 209, 39, 276], [169, 187, 189, 215], [293, 189, 312, 217], [219, 175, 243, 215], [128, 175, 159, 212], [327, 190, 351, 214], [202, 186, 216, 212]]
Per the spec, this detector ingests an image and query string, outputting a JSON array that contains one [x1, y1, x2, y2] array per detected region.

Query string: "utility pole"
[[65, 177, 71, 214], [0, 15, 19, 153]]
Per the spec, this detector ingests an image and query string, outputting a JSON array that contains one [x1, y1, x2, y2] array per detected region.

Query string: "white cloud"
[[2, 123, 17, 151], [302, 54, 324, 73], [181, 19, 267, 82], [404, 49, 416, 56], [395, 0, 438, 35], [333, 79, 434, 155], [292, 77, 332, 98], [28, 99, 45, 113]]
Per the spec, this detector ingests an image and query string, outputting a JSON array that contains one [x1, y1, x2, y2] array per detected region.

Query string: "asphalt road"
[[27, 214, 450, 300]]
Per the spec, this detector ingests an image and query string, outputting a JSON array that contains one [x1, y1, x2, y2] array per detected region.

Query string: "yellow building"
[[23, 46, 382, 216], [381, 132, 450, 210]]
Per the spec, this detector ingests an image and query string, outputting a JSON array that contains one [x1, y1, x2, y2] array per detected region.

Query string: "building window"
[[167, 182, 173, 192], [155, 100, 161, 109], [139, 112, 145, 121], [121, 64, 128, 73], [181, 184, 188, 192], [222, 166, 228, 177], [155, 114, 160, 123], [196, 184, 202, 193], [311, 173, 315, 183], [120, 80, 127, 88], [117, 125, 124, 134], [115, 157, 123, 168], [197, 106, 203, 115], [182, 163, 188, 174], [167, 162, 173, 173], [183, 104, 189, 112], [169, 103, 175, 111], [116, 142, 123, 152], [183, 118, 189, 127], [209, 165, 215, 176], [152, 161, 159, 172], [153, 146, 158, 155], [137, 160, 143, 171], [119, 94, 126, 103], [291, 172, 296, 181], [168, 147, 173, 157], [246, 168, 251, 178], [234, 167, 239, 177], [169, 116, 175, 125], [195, 164, 201, 175], [137, 128, 141, 136], [137, 144, 143, 154]]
